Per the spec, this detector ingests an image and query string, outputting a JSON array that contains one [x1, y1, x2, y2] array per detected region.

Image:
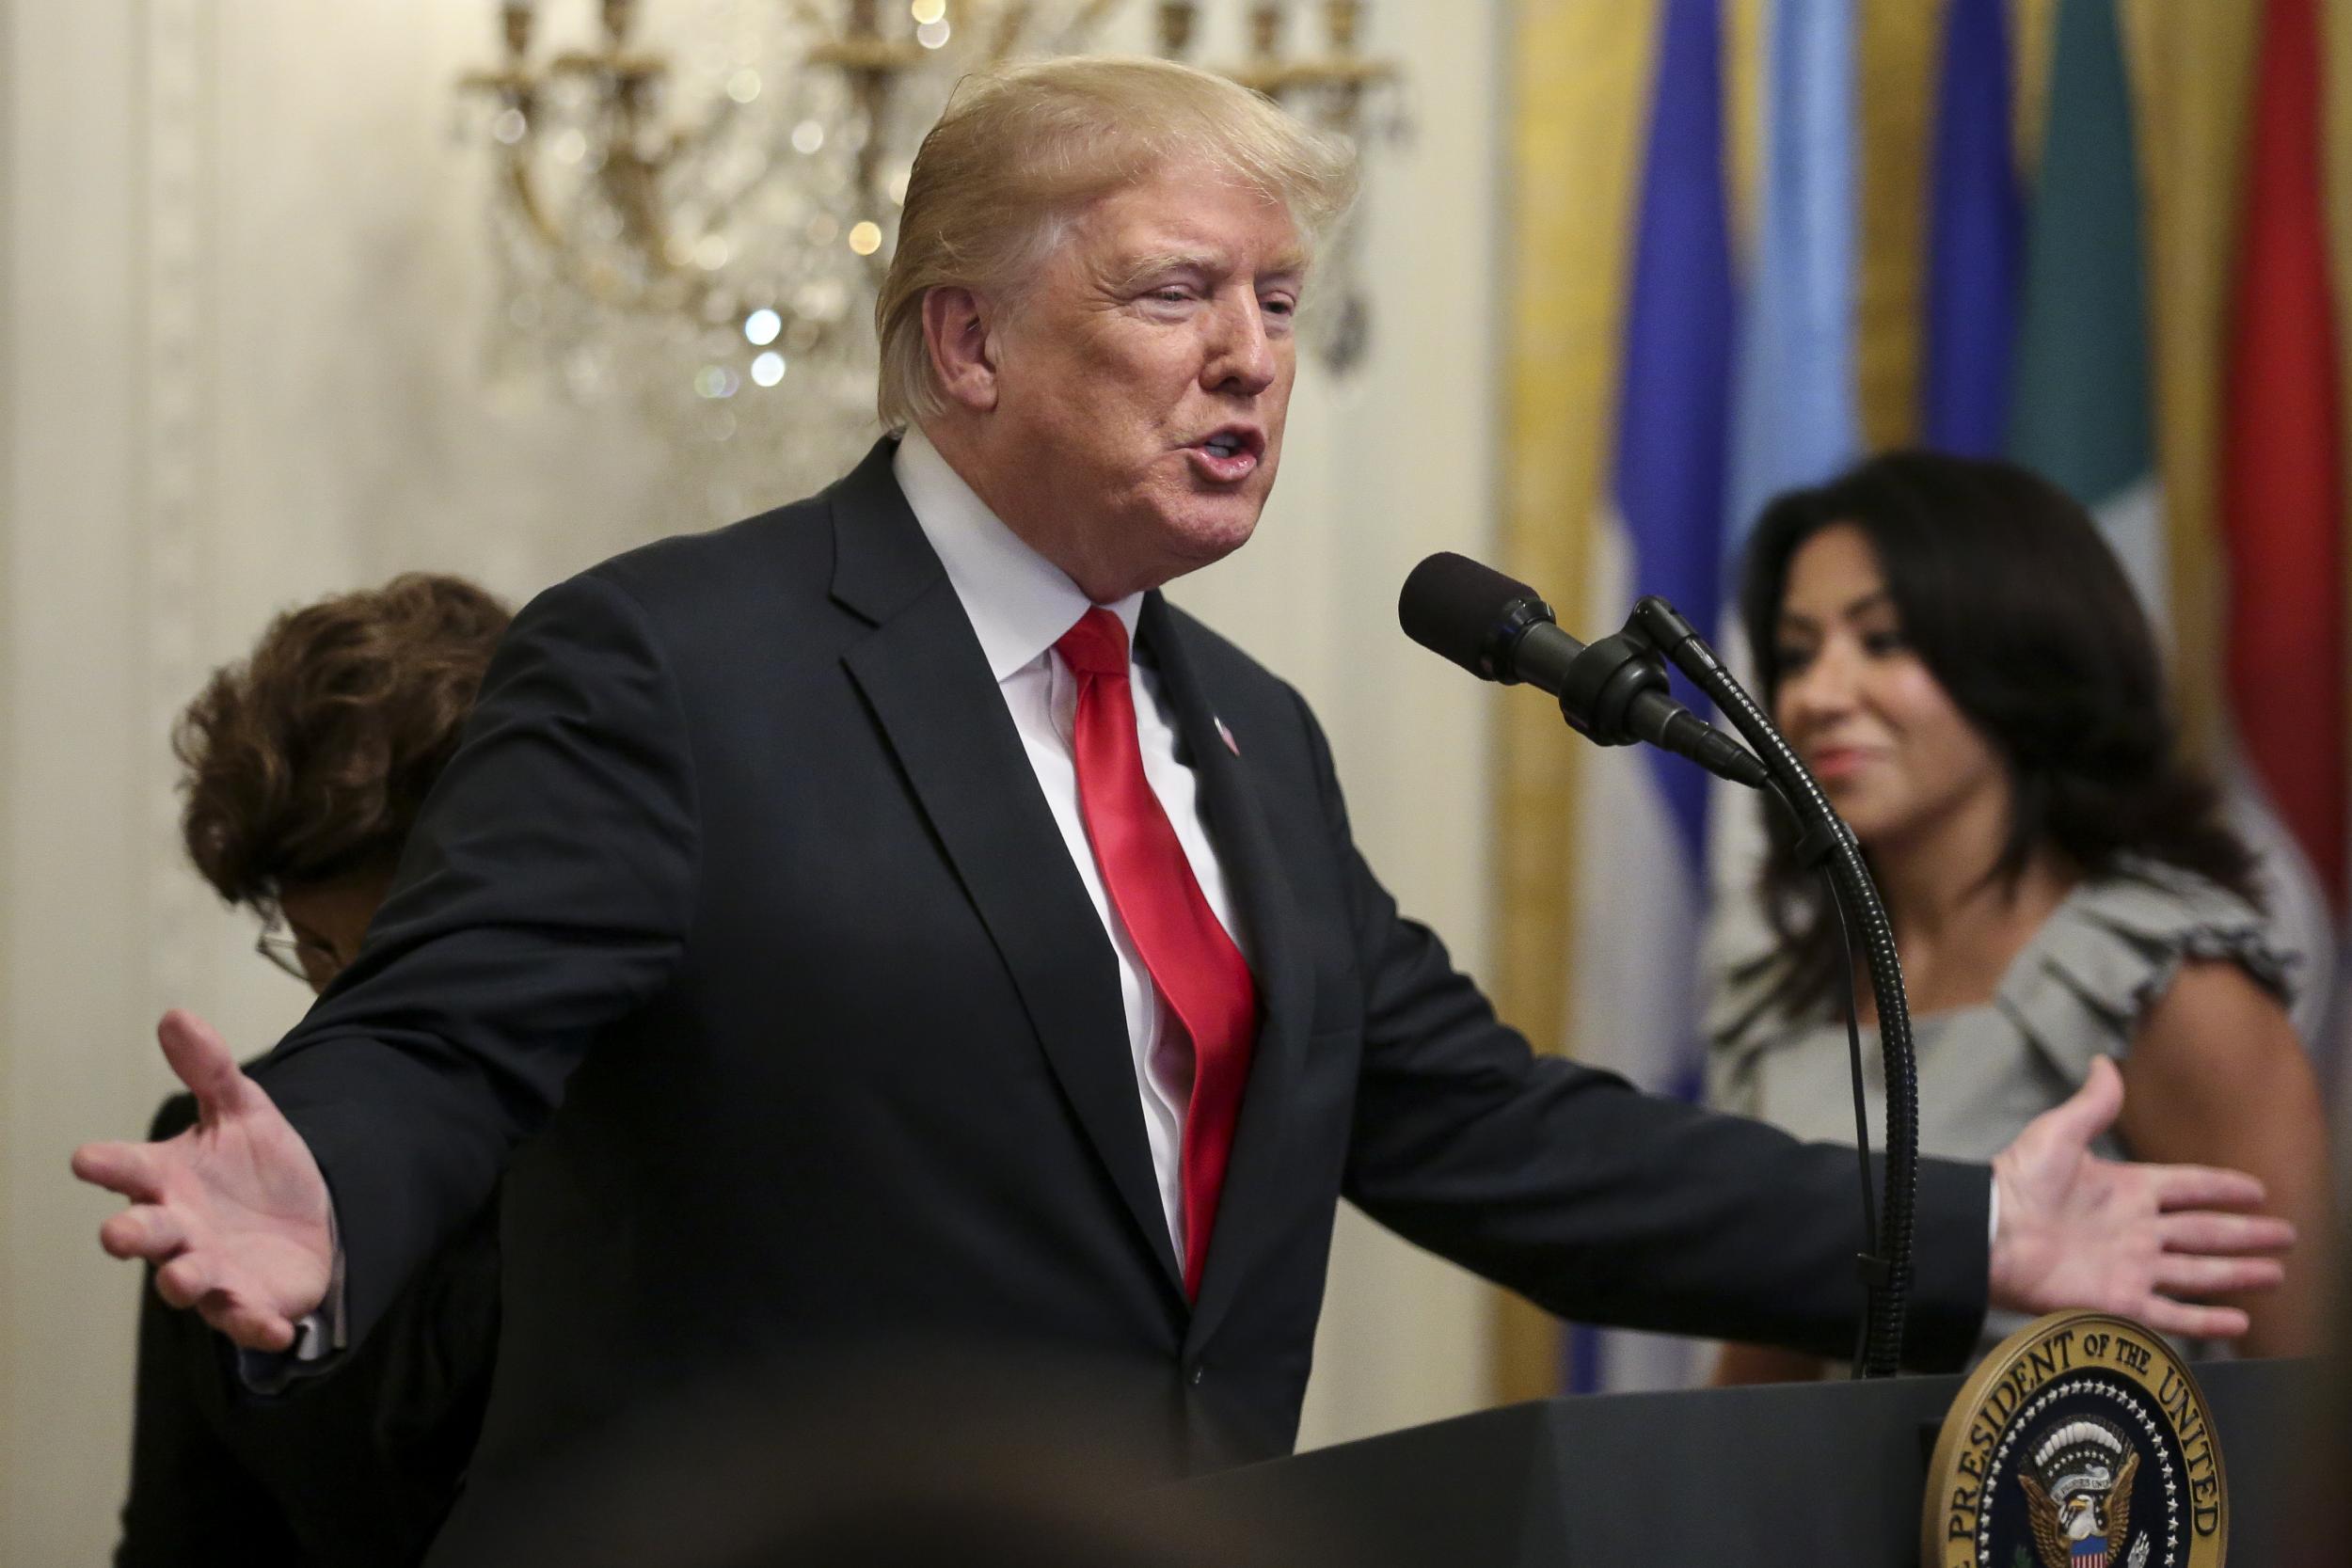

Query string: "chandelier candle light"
[[457, 0, 1403, 518]]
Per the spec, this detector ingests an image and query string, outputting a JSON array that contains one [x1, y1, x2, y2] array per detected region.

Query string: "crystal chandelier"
[[457, 1, 1402, 519]]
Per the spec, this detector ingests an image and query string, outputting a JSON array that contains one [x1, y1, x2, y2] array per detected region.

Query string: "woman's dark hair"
[[174, 573, 511, 908], [1735, 450, 2260, 1022]]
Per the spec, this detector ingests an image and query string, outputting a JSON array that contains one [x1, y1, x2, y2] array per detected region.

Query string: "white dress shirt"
[[894, 427, 1248, 1261]]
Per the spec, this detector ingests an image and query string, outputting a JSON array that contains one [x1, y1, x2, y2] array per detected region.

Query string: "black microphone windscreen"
[[1398, 552, 1548, 679]]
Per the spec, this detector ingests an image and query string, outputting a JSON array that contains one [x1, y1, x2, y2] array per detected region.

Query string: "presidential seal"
[[1923, 1312, 2227, 1568]]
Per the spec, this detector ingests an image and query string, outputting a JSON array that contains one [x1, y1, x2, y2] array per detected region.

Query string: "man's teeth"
[[1205, 436, 1243, 457]]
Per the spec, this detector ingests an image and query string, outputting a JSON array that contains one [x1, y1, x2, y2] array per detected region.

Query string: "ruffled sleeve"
[[1992, 862, 2296, 1085]]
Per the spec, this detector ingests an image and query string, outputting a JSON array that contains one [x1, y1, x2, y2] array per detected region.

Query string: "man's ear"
[[921, 286, 1000, 413]]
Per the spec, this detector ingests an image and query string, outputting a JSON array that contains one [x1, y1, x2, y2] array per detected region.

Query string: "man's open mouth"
[[1189, 427, 1266, 479]]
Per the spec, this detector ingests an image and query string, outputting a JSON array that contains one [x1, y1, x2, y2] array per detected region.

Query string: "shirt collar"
[[894, 425, 1142, 681]]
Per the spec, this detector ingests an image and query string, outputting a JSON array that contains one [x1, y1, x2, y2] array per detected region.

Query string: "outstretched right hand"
[[72, 1008, 333, 1352]]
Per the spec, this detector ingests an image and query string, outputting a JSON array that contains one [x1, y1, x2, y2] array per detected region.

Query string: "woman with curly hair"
[[1708, 452, 2332, 1382], [118, 573, 510, 1566]]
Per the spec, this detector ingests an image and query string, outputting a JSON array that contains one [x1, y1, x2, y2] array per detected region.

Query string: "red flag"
[[2222, 0, 2347, 909]]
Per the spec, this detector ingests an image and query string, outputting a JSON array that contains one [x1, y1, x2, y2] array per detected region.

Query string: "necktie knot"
[[1055, 606, 1131, 680]]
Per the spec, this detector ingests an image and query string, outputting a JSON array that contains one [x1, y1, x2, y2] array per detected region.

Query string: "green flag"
[[2006, 0, 2164, 616]]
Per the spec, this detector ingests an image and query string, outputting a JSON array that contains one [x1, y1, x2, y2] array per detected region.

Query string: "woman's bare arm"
[[2117, 958, 2334, 1356]]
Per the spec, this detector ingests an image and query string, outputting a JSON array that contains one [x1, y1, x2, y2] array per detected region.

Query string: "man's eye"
[[1151, 287, 1193, 304], [1861, 629, 1906, 657], [1263, 296, 1297, 317]]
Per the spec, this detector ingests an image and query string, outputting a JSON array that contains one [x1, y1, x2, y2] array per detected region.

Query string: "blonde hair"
[[875, 55, 1359, 430]]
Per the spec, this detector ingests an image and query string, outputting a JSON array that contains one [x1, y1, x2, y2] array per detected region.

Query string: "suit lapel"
[[1138, 596, 1315, 1351], [830, 441, 1184, 1293]]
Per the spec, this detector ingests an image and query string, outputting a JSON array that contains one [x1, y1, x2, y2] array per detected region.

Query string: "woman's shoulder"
[[2035, 860, 2290, 1002], [1994, 859, 2295, 1071], [2062, 857, 2267, 936]]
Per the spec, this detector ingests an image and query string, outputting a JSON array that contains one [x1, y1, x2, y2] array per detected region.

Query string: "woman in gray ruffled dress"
[[1708, 451, 2332, 1380]]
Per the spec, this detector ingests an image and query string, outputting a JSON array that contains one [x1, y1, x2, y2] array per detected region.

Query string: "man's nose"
[[1202, 294, 1279, 396]]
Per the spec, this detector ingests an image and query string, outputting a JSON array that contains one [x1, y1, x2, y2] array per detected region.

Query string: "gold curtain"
[[1495, 0, 2352, 1405]]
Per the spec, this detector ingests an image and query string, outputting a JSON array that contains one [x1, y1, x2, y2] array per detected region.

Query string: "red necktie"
[[1056, 608, 1258, 1301]]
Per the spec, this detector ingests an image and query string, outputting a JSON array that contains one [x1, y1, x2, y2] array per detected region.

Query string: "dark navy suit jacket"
[[252, 437, 1990, 1540]]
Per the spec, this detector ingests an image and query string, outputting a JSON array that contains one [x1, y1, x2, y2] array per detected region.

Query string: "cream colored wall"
[[7, 7, 157, 1563], [0, 0, 15, 1529], [0, 3, 1505, 1556]]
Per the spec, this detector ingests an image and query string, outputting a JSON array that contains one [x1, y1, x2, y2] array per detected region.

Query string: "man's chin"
[[1165, 508, 1262, 574]]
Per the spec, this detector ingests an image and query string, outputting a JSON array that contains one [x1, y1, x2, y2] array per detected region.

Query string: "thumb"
[[2035, 1054, 2123, 1153], [157, 1009, 250, 1122]]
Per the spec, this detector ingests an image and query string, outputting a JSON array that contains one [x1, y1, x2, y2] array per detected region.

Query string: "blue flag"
[[1921, 0, 2021, 455], [1565, 0, 1734, 1397], [1613, 0, 1737, 864], [1724, 0, 1862, 549]]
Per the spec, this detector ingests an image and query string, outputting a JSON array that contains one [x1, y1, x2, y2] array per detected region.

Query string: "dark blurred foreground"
[[427, 1341, 1345, 1568]]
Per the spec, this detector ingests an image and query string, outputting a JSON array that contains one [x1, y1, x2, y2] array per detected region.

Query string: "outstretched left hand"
[[1988, 1056, 2294, 1338]]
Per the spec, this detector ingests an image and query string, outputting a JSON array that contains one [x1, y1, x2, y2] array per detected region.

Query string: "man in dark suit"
[[76, 55, 2292, 1546]]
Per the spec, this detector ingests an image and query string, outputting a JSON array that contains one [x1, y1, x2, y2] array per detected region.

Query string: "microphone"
[[1398, 552, 1770, 790]]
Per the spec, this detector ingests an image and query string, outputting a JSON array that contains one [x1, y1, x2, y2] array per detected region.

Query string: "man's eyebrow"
[[1110, 249, 1309, 288], [1112, 250, 1220, 287]]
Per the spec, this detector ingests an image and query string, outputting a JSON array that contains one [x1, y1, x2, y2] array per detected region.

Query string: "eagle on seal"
[[2022, 1449, 2137, 1568]]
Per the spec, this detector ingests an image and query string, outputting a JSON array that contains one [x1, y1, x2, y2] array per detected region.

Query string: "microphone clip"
[[1554, 618, 1674, 749]]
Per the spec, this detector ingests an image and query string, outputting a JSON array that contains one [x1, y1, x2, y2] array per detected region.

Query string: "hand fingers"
[[196, 1291, 295, 1354], [2149, 1164, 2268, 1212], [71, 1140, 166, 1203], [155, 1252, 221, 1309], [2133, 1298, 2252, 1341], [2157, 1211, 2296, 1256], [2153, 1254, 2286, 1298], [2033, 1054, 2124, 1151], [157, 1009, 250, 1121], [99, 1206, 188, 1262]]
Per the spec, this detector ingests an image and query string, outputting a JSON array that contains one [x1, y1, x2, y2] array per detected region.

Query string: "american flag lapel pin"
[[1215, 715, 1240, 756]]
